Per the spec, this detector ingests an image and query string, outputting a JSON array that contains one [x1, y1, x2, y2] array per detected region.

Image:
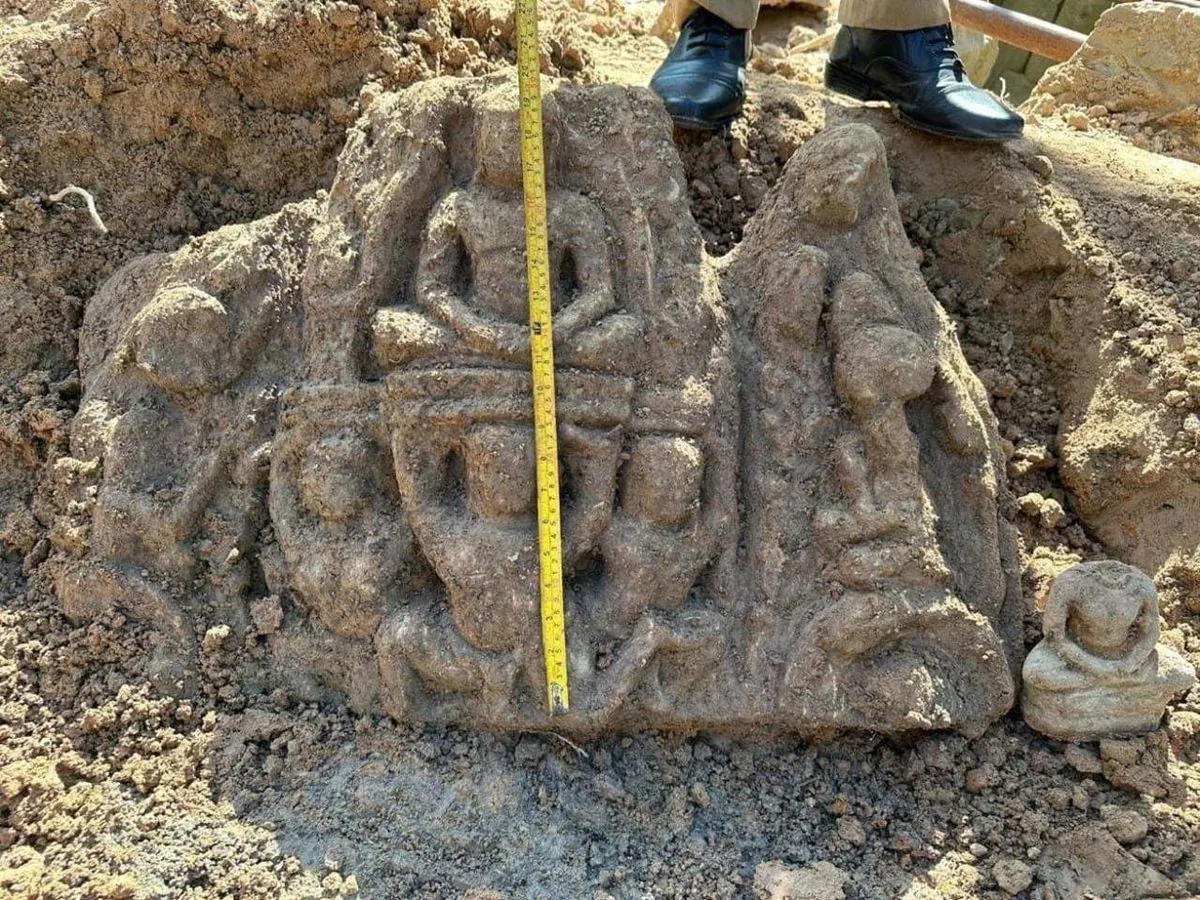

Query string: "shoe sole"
[[824, 62, 1023, 144], [824, 60, 883, 103], [668, 113, 740, 133]]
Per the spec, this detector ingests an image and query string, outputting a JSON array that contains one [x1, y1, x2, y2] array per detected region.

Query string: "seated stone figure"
[[372, 84, 642, 374], [64, 279, 291, 643], [582, 434, 729, 718], [269, 385, 429, 642], [1022, 561, 1197, 741]]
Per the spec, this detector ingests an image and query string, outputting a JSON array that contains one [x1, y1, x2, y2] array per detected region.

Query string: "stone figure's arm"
[[1052, 639, 1127, 678], [932, 368, 991, 458], [814, 435, 882, 546], [1043, 598, 1126, 677], [644, 496, 723, 599], [1116, 597, 1161, 675], [416, 196, 530, 362], [96, 411, 203, 554], [551, 196, 617, 340], [170, 445, 235, 541], [169, 399, 273, 541]]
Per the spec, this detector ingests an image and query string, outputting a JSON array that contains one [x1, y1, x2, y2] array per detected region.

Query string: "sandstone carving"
[[1022, 561, 1197, 741], [726, 123, 1020, 733], [51, 76, 1022, 735], [56, 204, 316, 686]]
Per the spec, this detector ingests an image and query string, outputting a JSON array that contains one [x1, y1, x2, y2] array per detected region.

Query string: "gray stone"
[[1039, 824, 1181, 898], [1063, 743, 1103, 774], [1022, 561, 1197, 741], [992, 858, 1034, 895], [753, 861, 849, 900], [1101, 805, 1149, 846]]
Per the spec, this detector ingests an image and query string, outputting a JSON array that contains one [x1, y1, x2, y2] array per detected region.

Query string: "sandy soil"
[[1, 0, 1199, 898]]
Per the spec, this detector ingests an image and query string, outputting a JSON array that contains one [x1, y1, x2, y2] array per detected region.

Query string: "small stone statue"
[[1022, 561, 1196, 741]]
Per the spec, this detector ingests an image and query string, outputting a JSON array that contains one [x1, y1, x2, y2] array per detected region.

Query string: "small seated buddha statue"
[[1022, 560, 1196, 741]]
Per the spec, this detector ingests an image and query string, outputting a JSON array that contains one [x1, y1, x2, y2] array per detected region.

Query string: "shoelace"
[[927, 26, 965, 79]]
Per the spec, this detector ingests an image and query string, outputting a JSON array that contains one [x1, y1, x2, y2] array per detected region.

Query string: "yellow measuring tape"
[[516, 0, 569, 716]]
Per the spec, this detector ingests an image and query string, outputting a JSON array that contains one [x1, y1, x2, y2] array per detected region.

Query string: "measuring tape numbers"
[[515, 0, 570, 716]]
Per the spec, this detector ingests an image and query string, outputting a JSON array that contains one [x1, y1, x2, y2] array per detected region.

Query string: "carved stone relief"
[[51, 78, 1021, 735]]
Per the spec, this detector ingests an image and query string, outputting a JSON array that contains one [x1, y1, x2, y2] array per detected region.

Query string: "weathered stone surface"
[[1038, 824, 1184, 899], [52, 77, 1021, 735], [1022, 561, 1197, 741], [726, 123, 1021, 735]]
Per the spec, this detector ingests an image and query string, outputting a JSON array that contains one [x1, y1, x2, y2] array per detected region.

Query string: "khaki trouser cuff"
[[670, 0, 759, 32], [838, 0, 950, 30], [669, 0, 950, 35]]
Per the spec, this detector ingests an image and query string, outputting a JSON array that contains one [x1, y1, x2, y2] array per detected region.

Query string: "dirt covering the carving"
[[1, 1, 1199, 899]]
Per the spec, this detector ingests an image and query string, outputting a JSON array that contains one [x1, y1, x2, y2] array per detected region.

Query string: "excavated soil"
[[2, 1, 1199, 898]]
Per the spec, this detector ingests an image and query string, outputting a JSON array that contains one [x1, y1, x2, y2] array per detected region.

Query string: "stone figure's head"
[[474, 83, 564, 190], [620, 436, 705, 530], [129, 284, 231, 396], [1051, 560, 1158, 660]]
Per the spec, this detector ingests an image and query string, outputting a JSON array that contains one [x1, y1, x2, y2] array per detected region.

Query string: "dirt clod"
[[753, 860, 848, 900], [992, 858, 1034, 896]]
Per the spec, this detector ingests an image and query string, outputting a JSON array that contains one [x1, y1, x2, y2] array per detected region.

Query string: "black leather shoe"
[[825, 25, 1024, 142], [650, 8, 749, 131]]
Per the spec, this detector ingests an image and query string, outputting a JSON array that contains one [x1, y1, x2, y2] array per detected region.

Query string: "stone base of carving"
[[1022, 644, 1197, 742]]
